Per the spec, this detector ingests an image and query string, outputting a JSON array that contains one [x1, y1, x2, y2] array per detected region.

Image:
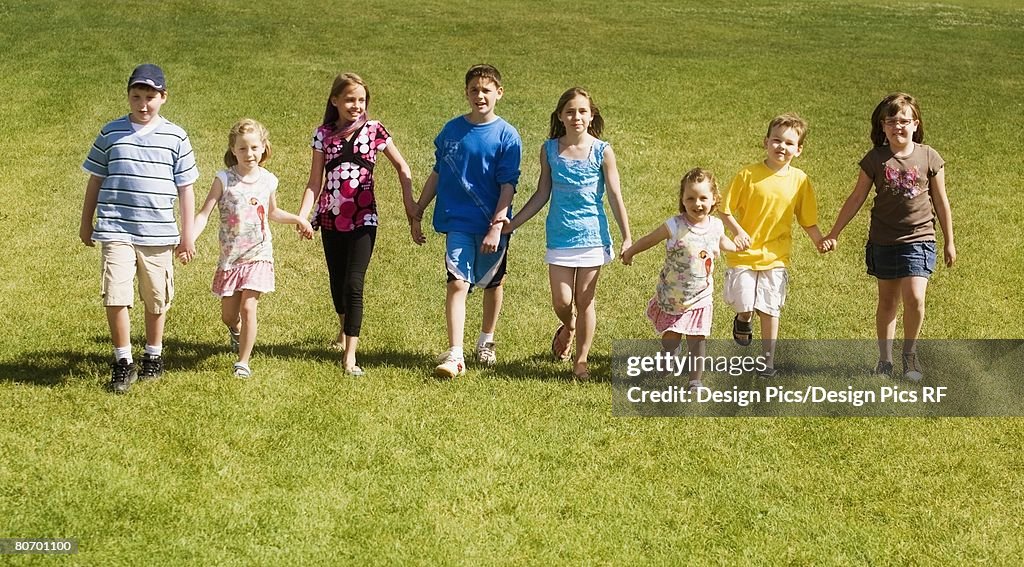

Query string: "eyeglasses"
[[883, 117, 916, 128]]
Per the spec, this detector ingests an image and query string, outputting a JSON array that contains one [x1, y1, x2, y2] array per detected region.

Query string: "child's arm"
[[408, 171, 438, 246], [929, 167, 956, 267], [719, 213, 751, 250], [602, 145, 633, 255], [503, 145, 551, 233], [380, 141, 417, 222], [79, 175, 103, 246], [719, 233, 742, 253], [621, 224, 671, 265], [822, 169, 873, 250], [189, 176, 224, 260], [482, 183, 515, 253], [268, 192, 314, 238], [175, 184, 196, 265], [297, 149, 325, 234], [802, 224, 825, 252]]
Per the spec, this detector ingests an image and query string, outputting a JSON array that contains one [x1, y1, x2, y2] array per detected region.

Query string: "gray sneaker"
[[902, 353, 923, 383], [108, 358, 138, 394], [476, 342, 497, 367]]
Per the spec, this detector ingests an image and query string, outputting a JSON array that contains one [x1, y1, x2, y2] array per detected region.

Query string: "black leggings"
[[321, 226, 376, 337]]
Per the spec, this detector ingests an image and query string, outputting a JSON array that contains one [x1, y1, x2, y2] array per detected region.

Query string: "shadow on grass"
[[0, 337, 616, 387]]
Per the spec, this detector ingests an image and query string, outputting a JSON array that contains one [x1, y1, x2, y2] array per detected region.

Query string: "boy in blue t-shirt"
[[412, 64, 522, 378], [79, 63, 199, 393]]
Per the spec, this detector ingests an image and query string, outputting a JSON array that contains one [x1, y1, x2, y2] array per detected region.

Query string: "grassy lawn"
[[2, 0, 1023, 564]]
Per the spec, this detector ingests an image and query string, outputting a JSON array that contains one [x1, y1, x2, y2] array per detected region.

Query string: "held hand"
[[818, 238, 837, 254], [297, 219, 315, 240], [621, 251, 634, 266], [175, 241, 195, 265], [619, 238, 633, 260], [79, 223, 94, 247], [410, 220, 426, 245], [733, 233, 751, 251], [405, 201, 421, 223], [480, 225, 501, 254], [944, 242, 956, 267]]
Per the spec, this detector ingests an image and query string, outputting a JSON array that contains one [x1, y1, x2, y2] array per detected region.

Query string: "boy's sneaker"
[[435, 353, 466, 379], [873, 360, 894, 378], [108, 358, 138, 394], [139, 353, 164, 381], [902, 353, 923, 383], [475, 342, 497, 367]]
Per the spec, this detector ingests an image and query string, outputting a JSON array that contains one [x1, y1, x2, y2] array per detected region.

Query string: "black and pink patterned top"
[[311, 120, 392, 232]]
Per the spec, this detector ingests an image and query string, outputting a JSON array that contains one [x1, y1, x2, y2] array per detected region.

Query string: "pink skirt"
[[646, 296, 712, 337], [212, 261, 275, 297]]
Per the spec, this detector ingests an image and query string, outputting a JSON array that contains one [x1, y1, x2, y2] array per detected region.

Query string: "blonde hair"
[[224, 118, 271, 167], [679, 168, 721, 214]]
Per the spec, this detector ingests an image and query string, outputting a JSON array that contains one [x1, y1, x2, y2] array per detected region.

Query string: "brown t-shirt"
[[859, 143, 945, 245]]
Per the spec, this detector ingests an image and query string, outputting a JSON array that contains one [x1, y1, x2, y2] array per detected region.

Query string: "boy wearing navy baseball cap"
[[79, 63, 200, 393]]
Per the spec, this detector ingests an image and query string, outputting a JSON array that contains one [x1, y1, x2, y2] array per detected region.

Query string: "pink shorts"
[[646, 297, 712, 337], [212, 261, 275, 297]]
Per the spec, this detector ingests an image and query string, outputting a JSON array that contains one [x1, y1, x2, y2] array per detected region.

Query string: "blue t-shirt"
[[82, 116, 199, 246], [431, 116, 522, 235], [544, 137, 612, 249]]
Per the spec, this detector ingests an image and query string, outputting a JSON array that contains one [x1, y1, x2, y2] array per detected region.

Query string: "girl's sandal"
[[571, 362, 590, 381], [551, 324, 574, 361]]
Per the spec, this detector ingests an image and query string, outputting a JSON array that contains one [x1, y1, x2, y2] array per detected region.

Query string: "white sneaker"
[[434, 354, 466, 378], [476, 342, 497, 367]]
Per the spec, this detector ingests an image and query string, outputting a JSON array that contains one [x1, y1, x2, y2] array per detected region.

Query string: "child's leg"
[[481, 280, 503, 336], [685, 334, 706, 385], [876, 279, 901, 363], [900, 276, 929, 353], [571, 266, 601, 374], [237, 290, 261, 365], [106, 306, 131, 353], [661, 331, 683, 355], [757, 310, 779, 369], [338, 228, 375, 369], [446, 279, 470, 350], [322, 230, 352, 346], [548, 266, 577, 357], [143, 311, 166, 352]]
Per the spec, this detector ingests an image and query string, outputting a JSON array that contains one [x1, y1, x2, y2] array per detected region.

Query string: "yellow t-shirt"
[[722, 162, 818, 270]]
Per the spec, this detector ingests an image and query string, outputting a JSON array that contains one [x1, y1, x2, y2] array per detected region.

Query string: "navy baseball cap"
[[127, 64, 166, 91]]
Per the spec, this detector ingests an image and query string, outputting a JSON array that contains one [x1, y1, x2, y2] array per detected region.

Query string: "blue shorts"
[[866, 241, 936, 280], [445, 232, 509, 289]]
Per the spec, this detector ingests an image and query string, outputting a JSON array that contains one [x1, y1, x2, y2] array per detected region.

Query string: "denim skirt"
[[865, 241, 936, 280]]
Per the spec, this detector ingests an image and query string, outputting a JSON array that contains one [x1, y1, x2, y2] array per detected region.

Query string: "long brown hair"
[[548, 87, 604, 139], [870, 92, 925, 148], [322, 73, 370, 138]]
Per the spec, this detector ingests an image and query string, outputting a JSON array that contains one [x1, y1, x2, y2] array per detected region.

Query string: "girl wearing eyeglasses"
[[821, 92, 955, 383]]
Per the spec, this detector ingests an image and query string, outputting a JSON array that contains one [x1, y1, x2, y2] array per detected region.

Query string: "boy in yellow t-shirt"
[[720, 113, 830, 377]]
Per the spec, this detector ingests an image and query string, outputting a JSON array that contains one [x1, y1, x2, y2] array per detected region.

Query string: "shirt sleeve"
[[495, 125, 522, 187], [927, 146, 945, 178], [372, 121, 391, 151], [721, 170, 746, 216], [311, 127, 326, 152], [173, 134, 200, 187], [794, 173, 819, 228], [82, 130, 109, 178]]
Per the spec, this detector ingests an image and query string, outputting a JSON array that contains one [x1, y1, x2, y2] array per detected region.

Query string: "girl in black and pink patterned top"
[[298, 73, 419, 376]]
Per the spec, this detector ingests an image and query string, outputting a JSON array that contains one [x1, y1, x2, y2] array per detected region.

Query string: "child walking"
[[502, 87, 631, 380], [622, 168, 742, 390], [79, 63, 198, 394], [298, 73, 417, 376], [412, 64, 522, 378], [191, 119, 314, 378], [822, 93, 955, 381], [720, 113, 826, 377]]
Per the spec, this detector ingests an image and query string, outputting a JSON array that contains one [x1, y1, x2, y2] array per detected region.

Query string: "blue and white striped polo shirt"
[[83, 116, 199, 246]]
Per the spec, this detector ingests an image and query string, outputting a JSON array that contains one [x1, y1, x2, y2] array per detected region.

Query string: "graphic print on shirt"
[[441, 138, 491, 219], [883, 164, 924, 199]]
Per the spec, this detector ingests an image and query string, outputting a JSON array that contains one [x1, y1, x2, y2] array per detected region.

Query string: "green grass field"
[[2, 0, 1023, 564]]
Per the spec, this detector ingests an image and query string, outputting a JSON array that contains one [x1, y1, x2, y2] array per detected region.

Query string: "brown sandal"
[[551, 324, 573, 361]]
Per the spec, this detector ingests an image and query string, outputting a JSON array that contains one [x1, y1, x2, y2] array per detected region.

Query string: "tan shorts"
[[723, 267, 788, 318], [100, 242, 175, 314]]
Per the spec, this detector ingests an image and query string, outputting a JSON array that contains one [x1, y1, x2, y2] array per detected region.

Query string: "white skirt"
[[545, 245, 613, 268]]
